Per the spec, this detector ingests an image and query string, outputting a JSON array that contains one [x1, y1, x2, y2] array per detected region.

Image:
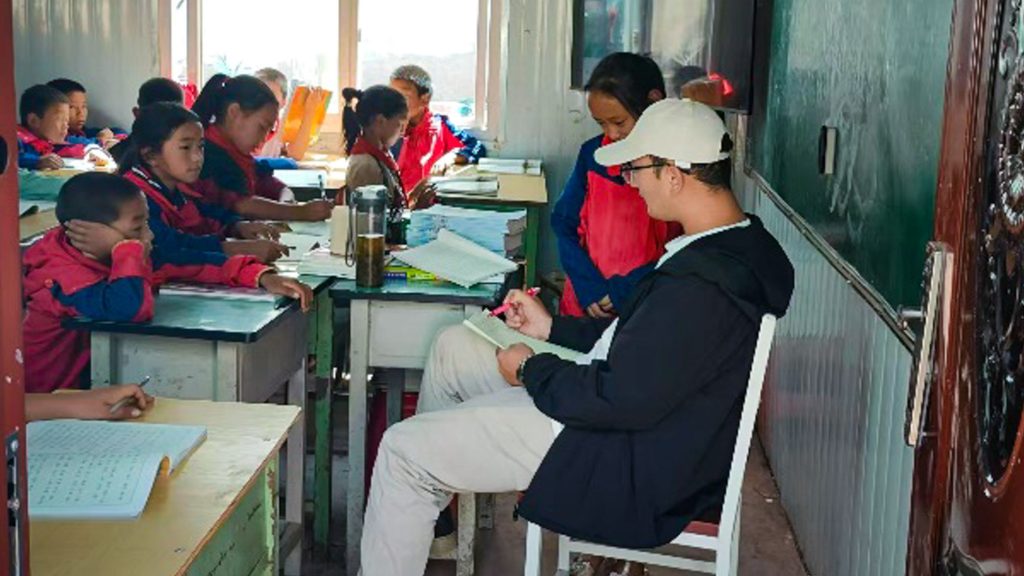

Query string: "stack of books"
[[407, 205, 527, 258]]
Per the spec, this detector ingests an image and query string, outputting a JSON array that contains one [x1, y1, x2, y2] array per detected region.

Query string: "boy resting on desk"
[[21, 172, 312, 394], [16, 84, 112, 171]]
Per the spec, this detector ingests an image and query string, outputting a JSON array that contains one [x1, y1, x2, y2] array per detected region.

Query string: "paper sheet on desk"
[[277, 232, 323, 263], [393, 229, 517, 287], [296, 247, 356, 278]]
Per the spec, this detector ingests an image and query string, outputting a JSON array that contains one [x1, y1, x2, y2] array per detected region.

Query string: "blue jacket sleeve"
[[147, 198, 227, 268], [17, 139, 40, 169], [606, 263, 656, 310], [195, 199, 242, 229], [53, 277, 147, 321], [66, 135, 97, 147], [438, 115, 486, 161], [523, 279, 755, 431], [551, 142, 608, 308]]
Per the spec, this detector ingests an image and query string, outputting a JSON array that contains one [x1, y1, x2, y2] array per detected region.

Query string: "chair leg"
[[717, 511, 741, 576], [479, 493, 495, 530], [557, 534, 571, 573], [524, 522, 543, 576], [456, 494, 476, 576]]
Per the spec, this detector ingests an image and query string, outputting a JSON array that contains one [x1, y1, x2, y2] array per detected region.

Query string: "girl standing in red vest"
[[552, 53, 681, 318]]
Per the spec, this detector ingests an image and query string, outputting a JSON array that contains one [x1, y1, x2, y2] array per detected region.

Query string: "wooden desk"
[[19, 209, 57, 243], [437, 166, 548, 286], [30, 398, 300, 576], [330, 278, 505, 575], [65, 275, 333, 571]]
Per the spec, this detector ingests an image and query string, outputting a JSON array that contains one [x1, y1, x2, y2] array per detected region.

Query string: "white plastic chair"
[[524, 315, 777, 576]]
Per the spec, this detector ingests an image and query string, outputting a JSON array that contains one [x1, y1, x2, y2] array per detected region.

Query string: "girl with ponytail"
[[192, 74, 333, 222]]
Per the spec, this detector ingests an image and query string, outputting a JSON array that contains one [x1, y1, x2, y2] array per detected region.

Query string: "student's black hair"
[[690, 134, 734, 190], [19, 84, 69, 126], [56, 172, 143, 225], [118, 103, 203, 174], [584, 52, 666, 119], [137, 77, 185, 107], [47, 78, 87, 95], [341, 85, 409, 155], [191, 73, 278, 128]]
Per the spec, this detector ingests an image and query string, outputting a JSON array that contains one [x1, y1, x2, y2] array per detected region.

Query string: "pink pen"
[[490, 287, 541, 317]]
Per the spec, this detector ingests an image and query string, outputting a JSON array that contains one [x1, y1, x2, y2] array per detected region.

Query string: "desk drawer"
[[368, 301, 479, 369]]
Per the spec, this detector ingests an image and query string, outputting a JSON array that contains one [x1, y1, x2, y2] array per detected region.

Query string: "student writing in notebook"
[[192, 74, 333, 219], [388, 64, 486, 192], [119, 102, 288, 263], [16, 84, 110, 170], [22, 172, 312, 393], [359, 100, 794, 575], [551, 53, 682, 319], [27, 385, 153, 422]]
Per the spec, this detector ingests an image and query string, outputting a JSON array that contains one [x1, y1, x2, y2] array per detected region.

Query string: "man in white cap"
[[358, 99, 794, 575]]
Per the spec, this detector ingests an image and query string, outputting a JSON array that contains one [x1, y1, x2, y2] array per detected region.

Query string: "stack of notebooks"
[[407, 205, 527, 258], [27, 419, 207, 519], [430, 175, 500, 197]]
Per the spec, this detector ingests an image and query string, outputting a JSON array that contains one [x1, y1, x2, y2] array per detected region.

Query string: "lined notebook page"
[[463, 310, 582, 361], [394, 230, 517, 287], [27, 420, 207, 519]]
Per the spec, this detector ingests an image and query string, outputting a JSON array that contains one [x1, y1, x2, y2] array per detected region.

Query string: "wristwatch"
[[516, 354, 534, 385]]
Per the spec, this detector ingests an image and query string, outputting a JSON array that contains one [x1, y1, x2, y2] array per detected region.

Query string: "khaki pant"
[[360, 325, 556, 576]]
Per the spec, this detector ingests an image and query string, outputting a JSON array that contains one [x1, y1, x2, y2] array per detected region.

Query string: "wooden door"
[[908, 0, 1024, 573]]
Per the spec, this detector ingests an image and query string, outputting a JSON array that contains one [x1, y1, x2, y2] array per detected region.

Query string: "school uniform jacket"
[[390, 108, 486, 192], [16, 126, 94, 169], [22, 228, 271, 393], [551, 135, 681, 316], [517, 216, 794, 549], [196, 126, 287, 208], [125, 167, 240, 241]]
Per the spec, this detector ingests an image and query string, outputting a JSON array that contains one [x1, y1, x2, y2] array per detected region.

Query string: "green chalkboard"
[[749, 0, 952, 307]]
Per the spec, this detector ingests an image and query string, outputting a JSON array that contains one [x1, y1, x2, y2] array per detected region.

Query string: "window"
[[201, 0, 340, 112], [356, 0, 480, 127], [165, 0, 504, 139]]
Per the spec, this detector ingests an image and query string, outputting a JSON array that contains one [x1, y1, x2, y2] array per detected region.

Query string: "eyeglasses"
[[620, 161, 670, 184]]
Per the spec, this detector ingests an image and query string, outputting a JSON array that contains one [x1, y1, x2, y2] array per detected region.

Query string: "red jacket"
[[125, 167, 240, 238], [195, 125, 287, 208], [22, 228, 270, 393], [393, 109, 485, 192]]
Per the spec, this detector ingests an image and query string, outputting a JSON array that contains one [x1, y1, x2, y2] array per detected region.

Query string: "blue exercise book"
[[27, 419, 207, 520]]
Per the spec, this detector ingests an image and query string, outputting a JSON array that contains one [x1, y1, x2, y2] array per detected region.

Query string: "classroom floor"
[[299, 393, 809, 576]]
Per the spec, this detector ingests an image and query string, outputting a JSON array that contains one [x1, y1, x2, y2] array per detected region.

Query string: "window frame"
[[163, 0, 506, 144]]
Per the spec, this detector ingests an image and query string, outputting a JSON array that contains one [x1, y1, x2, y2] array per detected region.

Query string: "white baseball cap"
[[594, 98, 731, 169]]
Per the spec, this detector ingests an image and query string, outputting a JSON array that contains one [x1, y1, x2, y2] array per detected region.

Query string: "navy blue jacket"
[[518, 216, 794, 548]]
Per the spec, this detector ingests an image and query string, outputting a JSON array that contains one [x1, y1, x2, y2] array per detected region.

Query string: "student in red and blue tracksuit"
[[22, 173, 313, 393], [389, 64, 485, 193], [552, 53, 680, 318], [119, 102, 284, 264], [16, 84, 99, 170]]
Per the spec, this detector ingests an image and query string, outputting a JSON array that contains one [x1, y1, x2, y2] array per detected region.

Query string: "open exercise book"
[[27, 419, 207, 520], [463, 310, 582, 361], [393, 229, 518, 287]]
